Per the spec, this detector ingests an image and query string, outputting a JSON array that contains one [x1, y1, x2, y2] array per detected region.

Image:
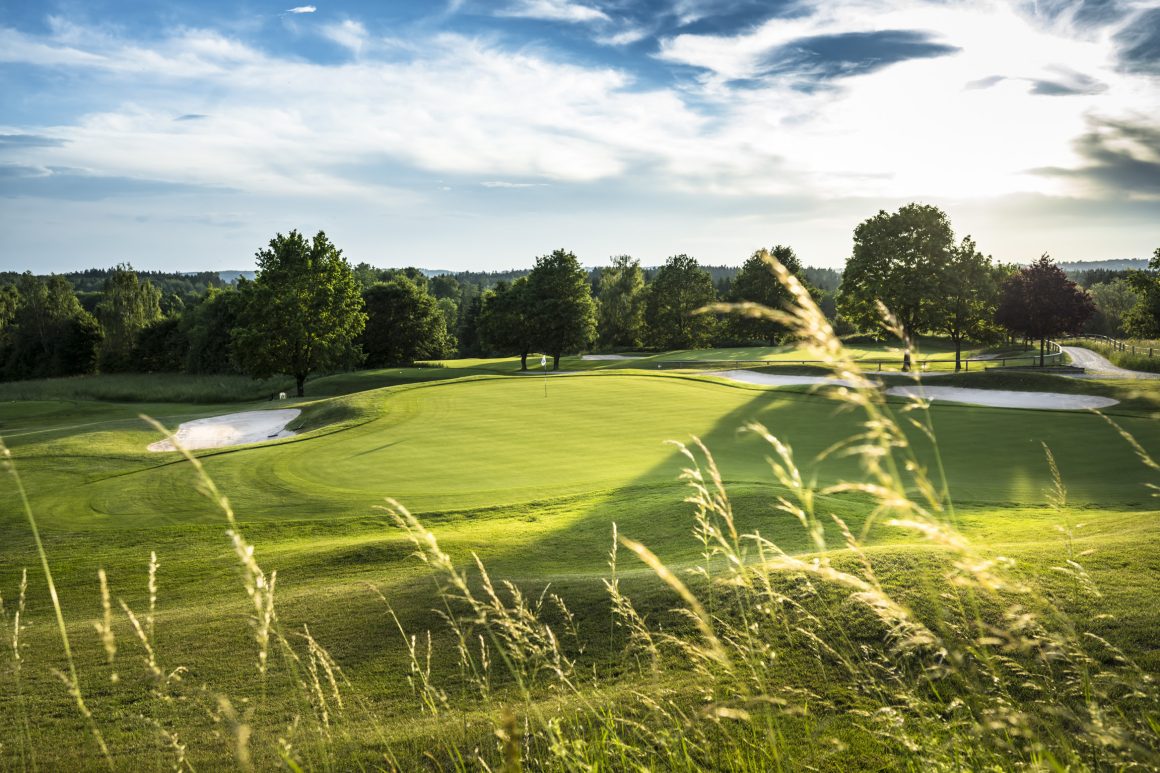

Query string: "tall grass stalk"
[[136, 414, 397, 772], [2, 569, 34, 771], [0, 437, 112, 769]]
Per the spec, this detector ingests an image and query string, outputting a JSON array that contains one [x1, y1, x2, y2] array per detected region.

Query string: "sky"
[[0, 0, 1158, 273]]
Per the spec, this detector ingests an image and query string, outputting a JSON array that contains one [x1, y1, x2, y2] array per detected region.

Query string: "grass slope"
[[4, 371, 1156, 529], [0, 363, 1158, 769]]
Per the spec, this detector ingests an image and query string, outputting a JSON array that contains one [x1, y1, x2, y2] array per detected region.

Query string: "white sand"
[[886, 386, 1117, 411], [711, 370, 865, 389], [712, 369, 1117, 411], [147, 409, 301, 452], [581, 354, 640, 360]]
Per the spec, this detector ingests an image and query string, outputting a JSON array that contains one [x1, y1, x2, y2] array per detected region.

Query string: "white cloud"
[[594, 26, 650, 46], [0, 26, 702, 199], [497, 0, 609, 24], [286, 6, 316, 14], [651, 0, 1160, 199], [321, 19, 368, 54], [1, 0, 1157, 227]]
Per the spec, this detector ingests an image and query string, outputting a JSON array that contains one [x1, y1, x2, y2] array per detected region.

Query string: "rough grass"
[[0, 372, 296, 404], [1, 299, 1159, 769], [563, 337, 1029, 371], [0, 336, 1056, 407]]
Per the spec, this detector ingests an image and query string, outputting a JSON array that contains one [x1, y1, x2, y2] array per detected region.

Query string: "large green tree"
[[456, 292, 484, 357], [930, 237, 999, 370], [232, 230, 366, 396], [838, 203, 955, 337], [729, 246, 807, 345], [996, 255, 1094, 366], [595, 255, 646, 349], [1086, 279, 1139, 337], [133, 318, 187, 372], [429, 274, 461, 300], [0, 284, 18, 353], [94, 264, 162, 371], [644, 254, 717, 350], [526, 249, 597, 370], [479, 278, 536, 369], [1123, 248, 1160, 338], [182, 287, 243, 374], [2, 274, 102, 380], [361, 277, 453, 367]]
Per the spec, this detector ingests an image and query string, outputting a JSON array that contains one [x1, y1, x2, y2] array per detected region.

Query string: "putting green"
[[8, 372, 1157, 532]]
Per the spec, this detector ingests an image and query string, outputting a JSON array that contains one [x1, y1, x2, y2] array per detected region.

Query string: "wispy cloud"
[[595, 26, 651, 46], [321, 19, 367, 54], [0, 164, 233, 200], [285, 6, 317, 14], [480, 180, 548, 188], [1029, 69, 1107, 96], [0, 134, 67, 148], [1114, 8, 1160, 75], [497, 0, 609, 24], [1034, 117, 1160, 196]]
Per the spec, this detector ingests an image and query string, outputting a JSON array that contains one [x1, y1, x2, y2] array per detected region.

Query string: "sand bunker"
[[711, 370, 864, 389], [713, 370, 1117, 411], [147, 409, 301, 452], [886, 386, 1117, 411], [582, 354, 640, 360]]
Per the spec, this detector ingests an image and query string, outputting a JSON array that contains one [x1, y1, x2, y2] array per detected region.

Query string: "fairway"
[[2, 365, 1159, 771], [4, 372, 1157, 532]]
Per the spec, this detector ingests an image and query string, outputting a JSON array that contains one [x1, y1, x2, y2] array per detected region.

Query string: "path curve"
[[1061, 345, 1160, 379]]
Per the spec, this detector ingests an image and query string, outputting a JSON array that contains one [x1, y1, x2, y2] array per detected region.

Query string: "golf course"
[[2, 341, 1159, 770], [7, 0, 1160, 764]]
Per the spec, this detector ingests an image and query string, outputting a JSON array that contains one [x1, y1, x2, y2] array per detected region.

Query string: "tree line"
[[2, 207, 1156, 390], [835, 204, 1157, 367], [0, 234, 829, 391]]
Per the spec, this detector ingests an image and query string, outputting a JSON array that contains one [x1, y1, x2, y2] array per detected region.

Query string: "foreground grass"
[[1, 323, 1159, 768], [3, 494, 1158, 770]]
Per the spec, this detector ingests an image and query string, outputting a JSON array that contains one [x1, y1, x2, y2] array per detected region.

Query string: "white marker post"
[[541, 354, 548, 397]]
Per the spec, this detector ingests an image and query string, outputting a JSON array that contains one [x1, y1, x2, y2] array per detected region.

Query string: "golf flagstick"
[[541, 354, 548, 397]]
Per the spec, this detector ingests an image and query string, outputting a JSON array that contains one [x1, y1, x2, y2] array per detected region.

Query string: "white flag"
[[540, 355, 547, 367]]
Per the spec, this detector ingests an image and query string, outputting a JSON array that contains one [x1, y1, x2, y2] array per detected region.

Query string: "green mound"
[[5, 373, 1157, 533]]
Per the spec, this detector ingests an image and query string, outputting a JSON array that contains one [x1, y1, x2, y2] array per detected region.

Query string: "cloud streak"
[[496, 0, 609, 24]]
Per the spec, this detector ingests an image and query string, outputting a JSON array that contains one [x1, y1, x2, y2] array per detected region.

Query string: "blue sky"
[[1, 0, 1157, 272]]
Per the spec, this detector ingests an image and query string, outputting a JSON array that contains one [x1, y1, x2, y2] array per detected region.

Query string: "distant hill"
[[216, 270, 256, 284], [1058, 259, 1148, 273]]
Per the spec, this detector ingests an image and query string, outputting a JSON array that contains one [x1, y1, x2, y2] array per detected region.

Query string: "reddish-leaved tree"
[[996, 254, 1094, 366]]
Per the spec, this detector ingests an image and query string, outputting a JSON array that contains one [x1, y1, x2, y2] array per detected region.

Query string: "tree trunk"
[[954, 336, 962, 371], [552, 353, 560, 371], [1039, 337, 1045, 367], [296, 373, 306, 397], [520, 350, 528, 371]]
